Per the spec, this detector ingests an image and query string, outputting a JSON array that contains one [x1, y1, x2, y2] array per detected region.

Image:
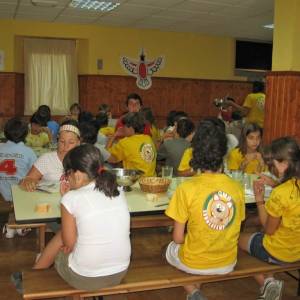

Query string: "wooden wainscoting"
[[0, 72, 24, 117], [0, 73, 251, 128], [78, 75, 252, 127], [265, 71, 300, 144]]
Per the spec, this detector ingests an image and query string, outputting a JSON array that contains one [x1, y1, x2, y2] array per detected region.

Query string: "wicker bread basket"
[[139, 177, 171, 193]]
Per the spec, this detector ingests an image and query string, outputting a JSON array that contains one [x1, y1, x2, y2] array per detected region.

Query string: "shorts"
[[247, 232, 285, 265], [165, 241, 236, 275], [55, 251, 128, 291]]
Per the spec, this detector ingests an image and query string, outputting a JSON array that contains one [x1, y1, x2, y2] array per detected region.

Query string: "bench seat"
[[23, 251, 300, 299]]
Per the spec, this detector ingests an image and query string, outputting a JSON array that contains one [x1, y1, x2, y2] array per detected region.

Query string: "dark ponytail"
[[63, 144, 119, 197], [95, 169, 119, 197]]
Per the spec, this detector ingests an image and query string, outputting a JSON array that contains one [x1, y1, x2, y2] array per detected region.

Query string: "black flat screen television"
[[235, 40, 273, 71]]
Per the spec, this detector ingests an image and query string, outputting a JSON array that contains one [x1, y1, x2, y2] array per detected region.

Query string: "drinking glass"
[[162, 166, 173, 179]]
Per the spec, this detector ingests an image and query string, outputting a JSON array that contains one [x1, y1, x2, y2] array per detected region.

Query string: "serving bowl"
[[110, 168, 144, 191]]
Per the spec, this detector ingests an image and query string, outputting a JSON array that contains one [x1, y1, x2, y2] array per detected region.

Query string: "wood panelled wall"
[[0, 73, 24, 116], [264, 71, 300, 144], [0, 73, 252, 129], [79, 75, 252, 127], [0, 72, 24, 129]]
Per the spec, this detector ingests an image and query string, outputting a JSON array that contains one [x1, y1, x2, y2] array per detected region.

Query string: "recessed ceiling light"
[[69, 0, 120, 11], [263, 24, 274, 29], [31, 0, 58, 7]]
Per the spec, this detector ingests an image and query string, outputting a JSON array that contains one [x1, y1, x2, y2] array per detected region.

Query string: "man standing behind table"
[[115, 93, 151, 136], [226, 81, 265, 128]]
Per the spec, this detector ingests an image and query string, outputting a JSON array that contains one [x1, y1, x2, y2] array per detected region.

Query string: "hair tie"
[[60, 174, 68, 182], [98, 166, 105, 174]]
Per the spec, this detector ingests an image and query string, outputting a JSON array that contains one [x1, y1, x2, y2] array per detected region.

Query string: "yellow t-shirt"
[[243, 92, 265, 128], [263, 178, 300, 262], [99, 126, 115, 136], [178, 147, 192, 172], [108, 134, 156, 176], [26, 132, 49, 148], [227, 148, 263, 174], [166, 173, 245, 269]]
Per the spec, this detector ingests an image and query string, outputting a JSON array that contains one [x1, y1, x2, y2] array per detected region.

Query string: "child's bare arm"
[[61, 205, 77, 252], [172, 221, 185, 244], [264, 215, 281, 235]]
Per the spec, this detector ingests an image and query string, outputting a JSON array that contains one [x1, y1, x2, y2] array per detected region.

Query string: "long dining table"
[[12, 175, 261, 226], [12, 181, 173, 228]]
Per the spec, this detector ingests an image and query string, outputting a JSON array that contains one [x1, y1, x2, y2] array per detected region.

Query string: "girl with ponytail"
[[33, 144, 130, 291]]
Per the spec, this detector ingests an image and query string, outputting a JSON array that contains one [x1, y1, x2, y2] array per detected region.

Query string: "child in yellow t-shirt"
[[26, 113, 50, 148], [95, 112, 115, 145], [227, 122, 265, 174], [106, 112, 156, 176], [239, 136, 300, 299], [165, 118, 245, 300]]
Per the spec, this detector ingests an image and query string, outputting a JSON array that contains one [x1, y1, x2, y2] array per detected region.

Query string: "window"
[[24, 38, 78, 115]]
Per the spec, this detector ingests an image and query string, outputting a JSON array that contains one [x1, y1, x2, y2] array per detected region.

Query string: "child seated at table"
[[68, 103, 81, 121], [26, 113, 51, 148], [79, 121, 111, 164], [239, 136, 300, 300], [157, 118, 194, 175], [177, 117, 237, 177], [95, 112, 115, 145], [0, 117, 37, 237], [99, 103, 117, 127], [165, 118, 245, 300], [12, 144, 130, 291], [36, 105, 59, 144], [107, 112, 156, 176], [227, 122, 265, 174], [0, 117, 37, 202], [20, 120, 80, 191]]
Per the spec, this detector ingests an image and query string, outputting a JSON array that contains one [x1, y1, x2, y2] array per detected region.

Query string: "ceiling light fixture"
[[263, 24, 274, 29], [69, 0, 120, 12], [31, 0, 58, 7]]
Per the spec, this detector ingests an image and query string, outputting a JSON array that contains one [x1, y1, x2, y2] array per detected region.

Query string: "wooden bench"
[[22, 251, 300, 300]]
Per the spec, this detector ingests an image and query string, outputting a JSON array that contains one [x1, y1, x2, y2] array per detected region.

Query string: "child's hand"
[[19, 177, 38, 192], [61, 245, 72, 254], [253, 180, 265, 201], [114, 127, 125, 138], [163, 130, 175, 141], [256, 173, 277, 187], [60, 176, 70, 196]]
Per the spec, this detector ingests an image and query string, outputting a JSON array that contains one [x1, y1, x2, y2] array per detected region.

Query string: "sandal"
[[16, 228, 31, 236]]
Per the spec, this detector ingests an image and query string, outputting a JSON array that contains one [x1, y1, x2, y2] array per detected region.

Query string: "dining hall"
[[1, 0, 300, 299]]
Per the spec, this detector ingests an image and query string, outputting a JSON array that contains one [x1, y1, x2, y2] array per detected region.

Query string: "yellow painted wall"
[[0, 19, 243, 80], [273, 0, 300, 71]]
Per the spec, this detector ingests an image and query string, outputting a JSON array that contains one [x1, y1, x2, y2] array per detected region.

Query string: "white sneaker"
[[16, 228, 31, 236], [187, 289, 208, 300], [2, 225, 16, 238], [258, 279, 284, 300]]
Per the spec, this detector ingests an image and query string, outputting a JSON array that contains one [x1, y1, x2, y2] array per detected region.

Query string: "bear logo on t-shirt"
[[140, 143, 155, 163], [203, 191, 235, 230]]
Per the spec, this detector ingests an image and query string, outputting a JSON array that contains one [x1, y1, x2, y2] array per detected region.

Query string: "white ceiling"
[[0, 0, 274, 41]]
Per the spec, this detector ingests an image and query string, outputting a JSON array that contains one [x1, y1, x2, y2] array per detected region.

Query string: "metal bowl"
[[110, 168, 144, 191]]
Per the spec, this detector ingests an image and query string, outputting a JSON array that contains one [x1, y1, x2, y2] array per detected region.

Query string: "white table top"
[[12, 182, 169, 223], [12, 174, 264, 224]]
